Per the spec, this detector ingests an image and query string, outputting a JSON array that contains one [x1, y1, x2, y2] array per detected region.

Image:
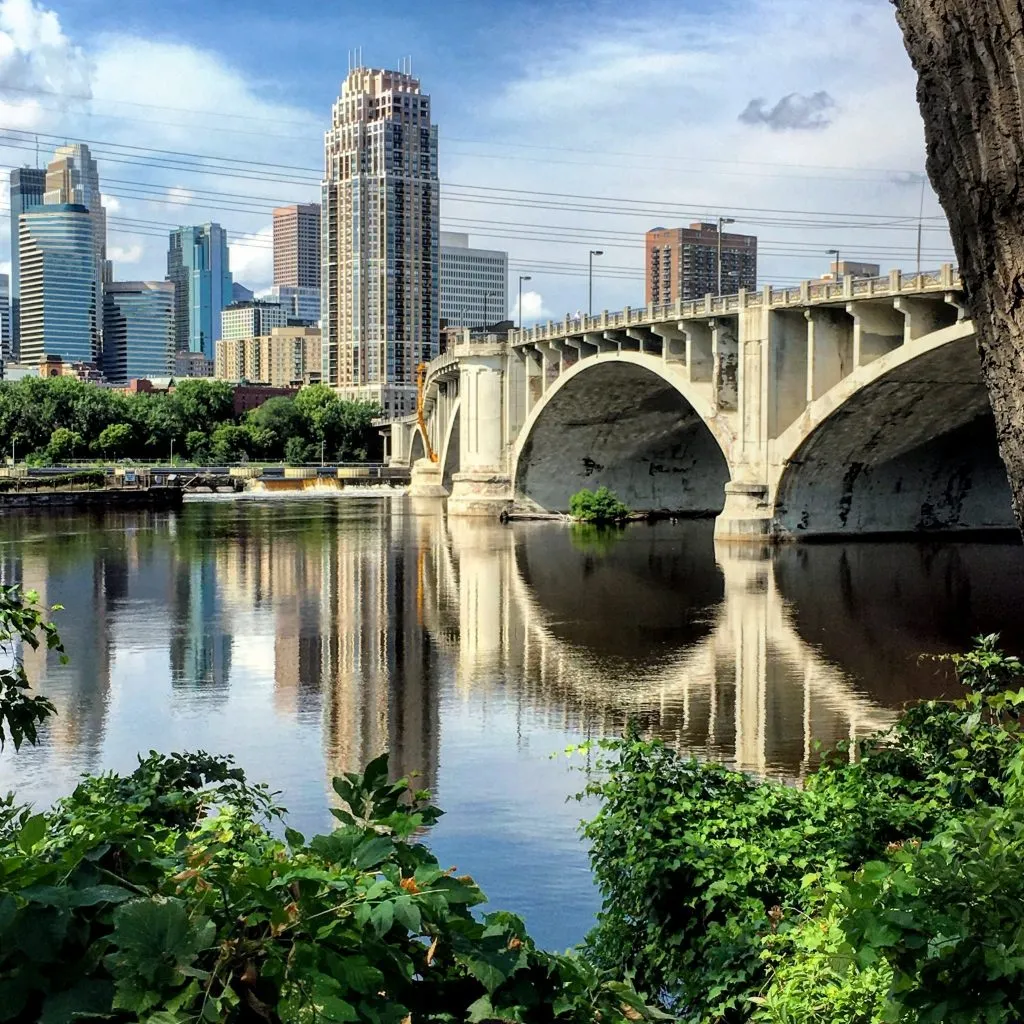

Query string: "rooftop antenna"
[[34, 134, 39, 168]]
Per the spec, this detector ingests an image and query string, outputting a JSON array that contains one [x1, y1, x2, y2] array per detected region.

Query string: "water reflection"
[[2, 499, 1022, 948], [3, 502, 1017, 803]]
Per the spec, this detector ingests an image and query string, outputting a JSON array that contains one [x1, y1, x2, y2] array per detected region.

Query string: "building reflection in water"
[[1, 499, 1019, 812]]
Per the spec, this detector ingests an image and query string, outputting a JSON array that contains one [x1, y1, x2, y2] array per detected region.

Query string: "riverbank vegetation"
[[581, 635, 1024, 1022], [0, 378, 380, 466], [569, 486, 630, 523]]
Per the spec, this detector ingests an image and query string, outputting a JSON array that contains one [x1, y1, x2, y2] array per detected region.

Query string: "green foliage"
[[0, 378, 382, 465], [569, 524, 626, 556], [0, 585, 62, 750], [582, 638, 1024, 1022], [94, 422, 134, 459], [569, 487, 630, 523], [0, 750, 663, 1024], [284, 436, 312, 465], [46, 427, 84, 463]]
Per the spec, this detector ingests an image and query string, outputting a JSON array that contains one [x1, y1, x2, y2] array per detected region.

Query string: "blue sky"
[[0, 0, 953, 322]]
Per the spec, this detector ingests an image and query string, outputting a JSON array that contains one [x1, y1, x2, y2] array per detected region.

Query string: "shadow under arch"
[[773, 328, 1015, 537], [409, 428, 426, 466], [512, 519, 724, 659], [440, 398, 461, 492], [513, 355, 732, 514]]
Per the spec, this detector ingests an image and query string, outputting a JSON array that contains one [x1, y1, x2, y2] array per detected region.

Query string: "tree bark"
[[894, 0, 1024, 535]]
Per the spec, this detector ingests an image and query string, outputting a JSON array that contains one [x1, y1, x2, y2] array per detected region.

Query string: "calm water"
[[1, 496, 1023, 949]]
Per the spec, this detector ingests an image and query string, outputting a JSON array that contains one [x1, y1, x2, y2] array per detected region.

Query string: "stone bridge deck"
[[392, 265, 1014, 540]]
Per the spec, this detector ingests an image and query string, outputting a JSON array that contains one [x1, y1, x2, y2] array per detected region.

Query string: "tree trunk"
[[894, 0, 1024, 536]]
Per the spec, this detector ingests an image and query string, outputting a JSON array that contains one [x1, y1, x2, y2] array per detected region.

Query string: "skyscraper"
[[102, 281, 175, 384], [267, 284, 320, 324], [646, 223, 757, 303], [322, 65, 440, 417], [440, 232, 508, 328], [273, 203, 320, 289], [220, 299, 289, 341], [18, 204, 99, 366], [0, 274, 10, 364], [44, 144, 111, 285], [166, 224, 233, 362], [9, 166, 46, 358]]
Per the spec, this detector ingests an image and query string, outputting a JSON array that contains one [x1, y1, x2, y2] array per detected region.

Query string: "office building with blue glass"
[[9, 166, 46, 358], [102, 281, 175, 384], [166, 224, 232, 364], [18, 204, 99, 367]]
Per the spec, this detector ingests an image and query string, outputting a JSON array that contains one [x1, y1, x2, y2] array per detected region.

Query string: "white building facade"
[[439, 232, 508, 329]]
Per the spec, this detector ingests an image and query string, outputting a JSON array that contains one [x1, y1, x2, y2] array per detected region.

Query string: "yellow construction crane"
[[416, 362, 439, 463]]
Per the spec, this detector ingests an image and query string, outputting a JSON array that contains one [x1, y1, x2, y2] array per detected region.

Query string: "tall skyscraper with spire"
[[322, 63, 440, 418]]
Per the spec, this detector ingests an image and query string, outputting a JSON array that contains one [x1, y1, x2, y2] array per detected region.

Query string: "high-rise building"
[[322, 66, 440, 417], [273, 203, 320, 289], [9, 166, 46, 358], [267, 284, 320, 323], [18, 204, 99, 367], [646, 223, 757, 304], [166, 224, 232, 361], [826, 260, 881, 281], [44, 143, 111, 286], [102, 281, 175, 384], [0, 274, 10, 364], [220, 299, 288, 342], [215, 325, 321, 387], [440, 232, 508, 328], [232, 282, 255, 303]]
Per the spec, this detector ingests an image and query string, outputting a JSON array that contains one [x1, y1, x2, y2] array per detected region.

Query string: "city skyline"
[[0, 0, 956, 331]]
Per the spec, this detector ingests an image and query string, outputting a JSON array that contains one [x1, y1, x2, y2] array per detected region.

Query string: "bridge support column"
[[409, 458, 448, 498], [713, 482, 774, 542], [448, 353, 513, 517]]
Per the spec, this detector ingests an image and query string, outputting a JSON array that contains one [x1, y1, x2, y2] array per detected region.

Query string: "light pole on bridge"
[[827, 249, 841, 281], [717, 217, 736, 296], [588, 250, 603, 316], [518, 275, 532, 330]]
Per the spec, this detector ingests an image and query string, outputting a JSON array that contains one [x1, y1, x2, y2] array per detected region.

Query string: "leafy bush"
[[569, 487, 630, 523], [582, 639, 1024, 1021], [0, 751, 664, 1024]]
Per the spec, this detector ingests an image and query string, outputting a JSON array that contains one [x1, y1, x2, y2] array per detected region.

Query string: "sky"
[[0, 0, 955, 325]]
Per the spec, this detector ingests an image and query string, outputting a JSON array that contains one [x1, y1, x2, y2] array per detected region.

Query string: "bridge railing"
[[508, 265, 961, 346]]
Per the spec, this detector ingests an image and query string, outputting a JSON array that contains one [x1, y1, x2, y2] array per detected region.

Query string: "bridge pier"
[[447, 349, 514, 517], [713, 482, 774, 542], [408, 458, 448, 498]]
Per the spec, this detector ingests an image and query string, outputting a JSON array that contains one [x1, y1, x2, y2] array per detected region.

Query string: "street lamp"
[[588, 250, 604, 316], [717, 217, 736, 296], [518, 275, 532, 330], [827, 249, 841, 281], [169, 438, 174, 466], [321, 438, 326, 468]]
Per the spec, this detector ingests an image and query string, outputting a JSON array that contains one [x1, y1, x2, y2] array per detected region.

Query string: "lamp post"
[[717, 217, 736, 296], [588, 250, 604, 316], [827, 249, 841, 281], [518, 275, 532, 330], [321, 438, 326, 468], [169, 438, 174, 466]]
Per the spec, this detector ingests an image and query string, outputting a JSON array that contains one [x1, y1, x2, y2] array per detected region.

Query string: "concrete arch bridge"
[[391, 265, 1014, 540]]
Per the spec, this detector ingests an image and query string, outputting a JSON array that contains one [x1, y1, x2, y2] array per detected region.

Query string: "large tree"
[[894, 1, 1024, 534]]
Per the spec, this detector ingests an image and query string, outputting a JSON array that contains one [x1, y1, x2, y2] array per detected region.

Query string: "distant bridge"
[[390, 265, 1015, 539]]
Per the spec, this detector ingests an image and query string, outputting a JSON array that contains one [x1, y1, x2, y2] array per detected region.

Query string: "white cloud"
[[101, 194, 120, 213], [512, 290, 549, 327], [228, 225, 273, 292], [163, 187, 195, 208], [108, 242, 141, 264]]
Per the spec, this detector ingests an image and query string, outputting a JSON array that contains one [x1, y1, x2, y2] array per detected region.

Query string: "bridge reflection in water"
[[409, 500, 938, 779], [1, 499, 1018, 820]]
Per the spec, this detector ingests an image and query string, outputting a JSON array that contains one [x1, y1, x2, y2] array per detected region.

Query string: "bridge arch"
[[772, 322, 1016, 537], [440, 397, 461, 491], [512, 352, 734, 514], [409, 428, 427, 466]]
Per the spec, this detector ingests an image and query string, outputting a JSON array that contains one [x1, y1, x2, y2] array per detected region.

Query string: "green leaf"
[[370, 900, 394, 936], [16, 813, 45, 852], [284, 827, 305, 848], [393, 895, 421, 934], [352, 835, 394, 870], [107, 898, 212, 987], [39, 981, 115, 1024]]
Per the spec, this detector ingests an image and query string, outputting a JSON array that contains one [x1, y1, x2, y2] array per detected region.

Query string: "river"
[[0, 496, 1022, 949]]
